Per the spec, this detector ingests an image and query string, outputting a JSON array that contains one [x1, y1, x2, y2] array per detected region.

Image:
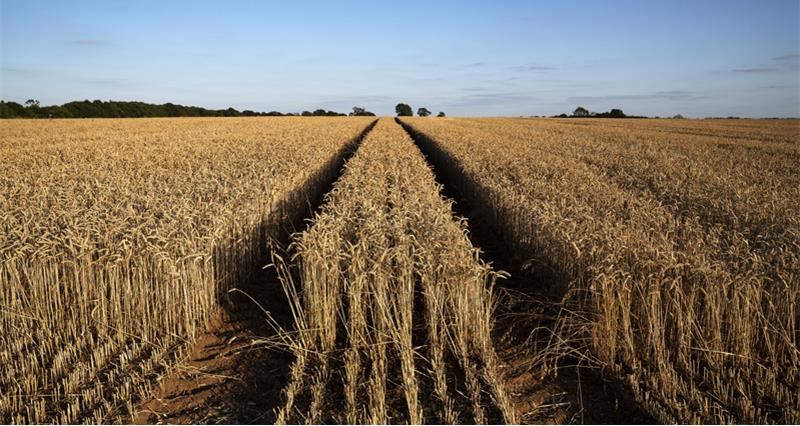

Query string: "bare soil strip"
[[396, 118, 654, 424], [133, 120, 377, 424]]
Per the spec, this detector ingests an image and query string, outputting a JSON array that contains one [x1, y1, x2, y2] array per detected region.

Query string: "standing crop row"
[[274, 119, 516, 424], [400, 117, 799, 424], [0, 117, 375, 423]]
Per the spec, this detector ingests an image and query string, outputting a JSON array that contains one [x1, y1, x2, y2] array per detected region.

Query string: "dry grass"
[[274, 118, 516, 424], [0, 117, 375, 424], [400, 117, 799, 424]]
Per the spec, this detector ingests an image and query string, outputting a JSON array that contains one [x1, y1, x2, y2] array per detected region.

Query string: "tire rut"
[[396, 117, 654, 424], [133, 119, 377, 424]]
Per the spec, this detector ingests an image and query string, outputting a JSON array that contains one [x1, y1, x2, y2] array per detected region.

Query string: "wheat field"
[[400, 117, 799, 424], [0, 117, 374, 423], [274, 118, 514, 424], [1, 116, 797, 424]]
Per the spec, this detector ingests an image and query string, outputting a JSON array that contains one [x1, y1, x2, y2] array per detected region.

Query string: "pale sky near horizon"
[[1, 0, 798, 117]]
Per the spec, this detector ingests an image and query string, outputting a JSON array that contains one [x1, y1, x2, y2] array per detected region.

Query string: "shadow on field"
[[134, 120, 377, 424], [396, 118, 654, 424]]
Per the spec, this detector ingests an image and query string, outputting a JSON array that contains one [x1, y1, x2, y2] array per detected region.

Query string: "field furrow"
[[274, 118, 516, 424], [0, 117, 376, 424], [399, 117, 799, 424]]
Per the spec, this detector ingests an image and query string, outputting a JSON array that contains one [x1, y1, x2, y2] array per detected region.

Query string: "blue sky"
[[1, 0, 798, 117]]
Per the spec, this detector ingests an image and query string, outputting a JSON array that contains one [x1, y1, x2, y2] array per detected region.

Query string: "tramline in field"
[[274, 118, 515, 424], [399, 116, 800, 424], [0, 115, 797, 425], [0, 117, 375, 423]]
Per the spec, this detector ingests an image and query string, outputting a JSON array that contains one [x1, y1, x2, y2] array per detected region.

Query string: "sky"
[[1, 0, 798, 117]]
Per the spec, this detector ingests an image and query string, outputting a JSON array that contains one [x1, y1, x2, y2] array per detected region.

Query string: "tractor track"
[[135, 117, 653, 424], [133, 119, 377, 424], [397, 118, 654, 424]]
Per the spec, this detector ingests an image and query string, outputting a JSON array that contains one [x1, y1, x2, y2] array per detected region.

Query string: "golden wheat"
[[4, 114, 796, 425], [274, 118, 516, 424], [400, 116, 799, 424], [0, 117, 375, 424]]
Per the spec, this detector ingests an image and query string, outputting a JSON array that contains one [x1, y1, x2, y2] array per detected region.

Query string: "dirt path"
[[132, 120, 377, 424], [133, 264, 293, 424]]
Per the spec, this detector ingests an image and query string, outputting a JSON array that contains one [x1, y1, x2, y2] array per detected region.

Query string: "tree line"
[[0, 99, 381, 119], [395, 103, 445, 117], [552, 106, 648, 118]]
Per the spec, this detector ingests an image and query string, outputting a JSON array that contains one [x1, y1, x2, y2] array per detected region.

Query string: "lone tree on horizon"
[[573, 106, 590, 117], [608, 108, 625, 117], [395, 103, 413, 116], [350, 106, 375, 116], [417, 107, 431, 117]]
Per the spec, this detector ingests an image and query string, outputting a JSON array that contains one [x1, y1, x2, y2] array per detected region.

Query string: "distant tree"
[[0, 101, 28, 118], [608, 108, 625, 117], [437, 111, 446, 117], [395, 103, 413, 116], [301, 110, 313, 117], [573, 106, 590, 117], [417, 107, 431, 117], [312, 109, 327, 116], [673, 114, 685, 119], [350, 106, 376, 116], [24, 99, 40, 108]]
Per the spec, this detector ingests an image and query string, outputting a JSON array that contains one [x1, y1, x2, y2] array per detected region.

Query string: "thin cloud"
[[509, 64, 553, 71], [568, 91, 700, 103], [732, 68, 777, 73], [88, 78, 133, 87], [320, 95, 393, 103], [442, 92, 541, 107], [654, 90, 695, 98], [1, 66, 33, 74], [773, 54, 800, 61], [71, 39, 109, 46], [465, 62, 487, 67]]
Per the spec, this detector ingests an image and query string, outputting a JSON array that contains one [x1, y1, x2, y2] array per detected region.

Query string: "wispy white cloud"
[[568, 91, 701, 103], [508, 64, 553, 71], [773, 54, 800, 61], [70, 39, 110, 46], [1, 66, 34, 74], [441, 92, 541, 107], [732, 67, 777, 73]]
